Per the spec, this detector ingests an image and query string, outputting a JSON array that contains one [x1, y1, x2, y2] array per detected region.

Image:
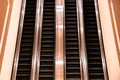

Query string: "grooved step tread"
[[65, 0, 81, 79], [39, 0, 55, 80]]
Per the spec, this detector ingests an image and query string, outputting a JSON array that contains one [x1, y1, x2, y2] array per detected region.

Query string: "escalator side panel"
[[83, 0, 105, 79], [16, 0, 37, 80]]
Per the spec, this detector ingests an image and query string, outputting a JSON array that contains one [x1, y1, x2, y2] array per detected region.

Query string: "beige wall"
[[98, 0, 120, 80]]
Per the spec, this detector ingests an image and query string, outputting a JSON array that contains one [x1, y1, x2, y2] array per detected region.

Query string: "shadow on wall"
[[0, 0, 13, 72], [111, 0, 120, 37], [109, 0, 120, 64]]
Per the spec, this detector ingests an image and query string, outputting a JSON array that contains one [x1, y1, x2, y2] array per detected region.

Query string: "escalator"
[[11, 0, 108, 80], [65, 0, 81, 80], [15, 0, 36, 80], [83, 0, 105, 79], [39, 0, 55, 80]]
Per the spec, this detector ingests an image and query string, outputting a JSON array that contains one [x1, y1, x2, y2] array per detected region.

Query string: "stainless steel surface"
[[76, 0, 83, 79], [30, 0, 41, 80], [94, 0, 108, 80], [55, 0, 64, 80], [11, 0, 26, 80], [36, 0, 44, 80], [78, 0, 89, 80]]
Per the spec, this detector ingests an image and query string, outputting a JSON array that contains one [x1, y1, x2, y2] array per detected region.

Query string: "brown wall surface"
[[0, 0, 13, 71]]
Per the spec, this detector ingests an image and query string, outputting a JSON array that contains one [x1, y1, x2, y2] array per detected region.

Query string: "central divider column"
[[55, 0, 65, 80]]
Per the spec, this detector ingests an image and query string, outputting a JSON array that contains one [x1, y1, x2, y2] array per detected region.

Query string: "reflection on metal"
[[30, 0, 41, 80], [76, 0, 83, 79], [55, 0, 64, 80], [94, 0, 108, 80], [78, 0, 89, 80], [36, 0, 44, 80], [11, 0, 26, 80]]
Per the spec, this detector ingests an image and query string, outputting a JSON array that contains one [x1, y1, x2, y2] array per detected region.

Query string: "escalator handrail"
[[78, 0, 89, 80], [94, 0, 109, 80], [11, 0, 26, 80], [76, 0, 83, 79], [30, 0, 41, 80], [36, 0, 44, 80]]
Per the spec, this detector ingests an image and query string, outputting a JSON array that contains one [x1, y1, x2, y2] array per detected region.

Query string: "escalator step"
[[65, 0, 81, 80], [39, 0, 55, 80]]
